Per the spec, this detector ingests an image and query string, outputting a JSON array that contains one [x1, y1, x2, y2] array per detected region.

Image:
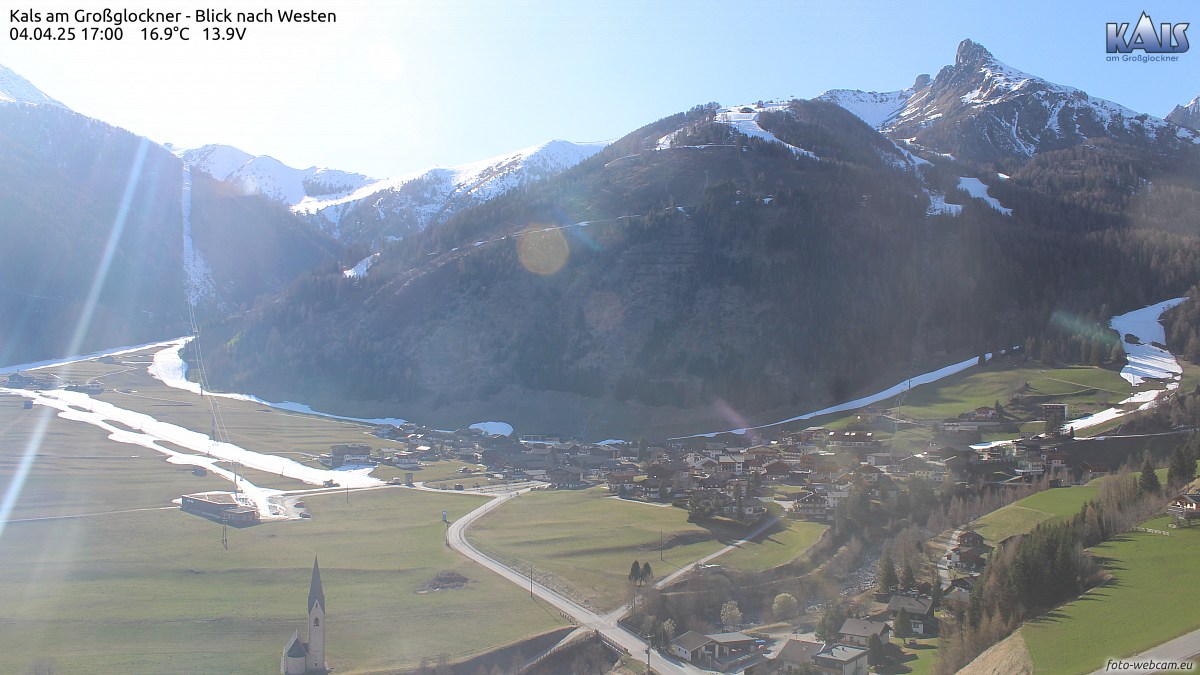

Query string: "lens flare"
[[1049, 311, 1120, 347], [0, 137, 150, 543], [517, 224, 569, 275]]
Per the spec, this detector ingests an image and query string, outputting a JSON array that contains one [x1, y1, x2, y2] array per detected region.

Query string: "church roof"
[[284, 629, 308, 658], [309, 557, 325, 613]]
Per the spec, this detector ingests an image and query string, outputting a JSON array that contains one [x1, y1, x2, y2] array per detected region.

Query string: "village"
[[256, 393, 1197, 674]]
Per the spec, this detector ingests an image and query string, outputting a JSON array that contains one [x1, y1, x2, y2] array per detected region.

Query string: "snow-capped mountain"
[[1166, 95, 1200, 131], [172, 143, 374, 207], [821, 40, 1199, 163], [0, 64, 65, 108], [816, 75, 929, 129], [176, 138, 608, 245]]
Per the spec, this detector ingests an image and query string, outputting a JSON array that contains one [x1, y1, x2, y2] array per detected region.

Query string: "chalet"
[[606, 470, 638, 494], [837, 618, 892, 648], [791, 491, 829, 521], [945, 545, 988, 572], [826, 431, 880, 449], [798, 426, 828, 443], [546, 466, 586, 488], [850, 464, 883, 483], [319, 443, 373, 468], [796, 453, 838, 477], [944, 586, 971, 606], [811, 644, 869, 675], [865, 452, 893, 467], [640, 477, 675, 501], [762, 460, 793, 481], [670, 631, 713, 663], [886, 595, 937, 636], [1168, 494, 1200, 521], [956, 530, 986, 548], [720, 501, 767, 520], [668, 630, 761, 666], [1078, 461, 1112, 482], [1042, 450, 1069, 472], [1016, 457, 1045, 478], [772, 638, 824, 671]]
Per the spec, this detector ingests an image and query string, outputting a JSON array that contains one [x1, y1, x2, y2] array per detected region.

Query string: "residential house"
[[811, 644, 869, 675], [319, 443, 373, 468], [1078, 461, 1112, 482], [837, 618, 892, 648], [771, 638, 824, 672], [886, 595, 937, 636], [956, 530, 985, 548], [606, 470, 638, 494], [546, 466, 586, 488], [762, 460, 793, 481], [865, 453, 893, 467], [668, 630, 760, 666], [1168, 494, 1200, 521], [791, 491, 829, 521], [1016, 456, 1046, 478], [826, 431, 881, 449]]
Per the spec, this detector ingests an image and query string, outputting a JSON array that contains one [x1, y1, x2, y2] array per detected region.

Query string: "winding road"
[[446, 489, 713, 675]]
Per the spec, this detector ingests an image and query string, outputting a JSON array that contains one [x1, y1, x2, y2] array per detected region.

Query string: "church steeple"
[[308, 557, 325, 613]]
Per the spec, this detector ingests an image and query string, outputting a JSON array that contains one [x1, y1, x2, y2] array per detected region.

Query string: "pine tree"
[[1139, 456, 1162, 495], [868, 633, 885, 665], [629, 560, 642, 584], [641, 561, 653, 584], [894, 608, 912, 639], [902, 561, 916, 591], [878, 553, 899, 593], [1168, 445, 1196, 488]]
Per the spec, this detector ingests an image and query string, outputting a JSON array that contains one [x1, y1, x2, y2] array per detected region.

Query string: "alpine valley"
[[4, 40, 1200, 439]]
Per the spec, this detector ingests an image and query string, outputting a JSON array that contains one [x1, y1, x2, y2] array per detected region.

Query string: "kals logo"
[[1107, 12, 1189, 53]]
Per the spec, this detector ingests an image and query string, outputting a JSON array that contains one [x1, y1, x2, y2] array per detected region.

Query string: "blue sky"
[[2, 0, 1196, 177]]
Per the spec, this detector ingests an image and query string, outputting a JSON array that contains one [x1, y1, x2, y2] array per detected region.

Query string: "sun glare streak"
[[0, 138, 150, 543], [0, 406, 53, 542]]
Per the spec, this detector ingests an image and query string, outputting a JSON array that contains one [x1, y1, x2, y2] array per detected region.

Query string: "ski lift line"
[[179, 171, 231, 447]]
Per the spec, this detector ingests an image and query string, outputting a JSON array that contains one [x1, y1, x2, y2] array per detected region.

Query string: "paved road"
[[653, 515, 781, 590], [446, 490, 709, 675]]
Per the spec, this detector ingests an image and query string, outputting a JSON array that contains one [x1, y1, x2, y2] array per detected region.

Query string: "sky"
[[2, 0, 1197, 178]]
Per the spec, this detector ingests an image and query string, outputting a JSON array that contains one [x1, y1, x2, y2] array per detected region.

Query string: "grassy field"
[[717, 519, 827, 571], [1022, 516, 1200, 674], [902, 636, 941, 675], [0, 376, 567, 673], [469, 489, 827, 610], [871, 361, 1131, 422], [973, 485, 1100, 545]]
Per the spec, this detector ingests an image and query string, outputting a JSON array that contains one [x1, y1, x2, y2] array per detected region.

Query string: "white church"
[[282, 558, 328, 674]]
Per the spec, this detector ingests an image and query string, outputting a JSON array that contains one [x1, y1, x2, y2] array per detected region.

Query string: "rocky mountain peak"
[[955, 39, 995, 68]]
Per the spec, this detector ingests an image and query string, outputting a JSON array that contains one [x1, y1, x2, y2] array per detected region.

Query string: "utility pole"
[[529, 563, 534, 599], [660, 530, 664, 561], [644, 633, 652, 675]]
